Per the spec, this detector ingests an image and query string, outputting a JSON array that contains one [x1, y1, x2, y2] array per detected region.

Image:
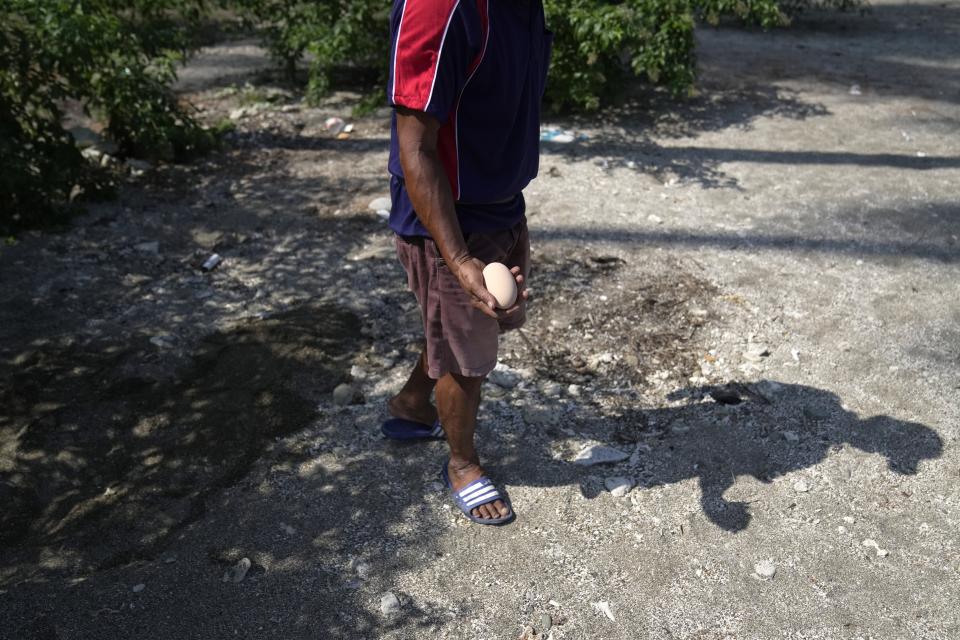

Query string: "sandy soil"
[[1, 1, 958, 638]]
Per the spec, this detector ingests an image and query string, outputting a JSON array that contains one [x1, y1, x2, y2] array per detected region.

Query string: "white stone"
[[604, 476, 634, 497], [591, 601, 616, 622], [793, 480, 810, 493], [369, 197, 391, 211], [743, 343, 771, 363], [223, 557, 251, 583], [488, 363, 521, 388], [135, 241, 160, 254], [574, 445, 629, 466], [754, 560, 776, 579], [332, 383, 357, 406], [380, 591, 401, 615]]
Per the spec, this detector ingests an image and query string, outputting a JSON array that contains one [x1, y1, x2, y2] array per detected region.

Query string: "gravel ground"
[[2, 1, 958, 638]]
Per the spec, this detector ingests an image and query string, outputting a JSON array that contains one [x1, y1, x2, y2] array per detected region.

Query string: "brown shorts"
[[395, 219, 530, 379]]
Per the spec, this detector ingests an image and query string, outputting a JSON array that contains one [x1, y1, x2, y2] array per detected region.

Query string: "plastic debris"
[[324, 117, 346, 135], [540, 127, 587, 143], [201, 253, 223, 272]]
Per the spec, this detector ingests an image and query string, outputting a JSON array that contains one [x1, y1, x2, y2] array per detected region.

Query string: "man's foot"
[[447, 459, 512, 521], [388, 393, 438, 427]]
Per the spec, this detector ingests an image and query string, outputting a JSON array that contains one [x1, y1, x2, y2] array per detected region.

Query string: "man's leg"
[[388, 349, 438, 426], [436, 372, 511, 521]]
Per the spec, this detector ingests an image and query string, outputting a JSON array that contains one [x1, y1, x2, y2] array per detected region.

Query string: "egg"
[[482, 262, 518, 309]]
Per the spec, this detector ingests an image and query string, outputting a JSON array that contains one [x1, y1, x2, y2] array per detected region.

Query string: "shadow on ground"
[[494, 379, 943, 533]]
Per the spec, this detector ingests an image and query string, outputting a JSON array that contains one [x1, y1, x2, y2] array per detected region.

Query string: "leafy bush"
[[239, 0, 850, 113], [0, 0, 216, 230], [230, 0, 389, 103], [544, 0, 794, 111]]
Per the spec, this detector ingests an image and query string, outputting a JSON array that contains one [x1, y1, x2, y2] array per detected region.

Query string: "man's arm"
[[395, 107, 526, 320]]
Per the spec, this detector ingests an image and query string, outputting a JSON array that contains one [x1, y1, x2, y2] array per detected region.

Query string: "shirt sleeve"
[[387, 0, 482, 124]]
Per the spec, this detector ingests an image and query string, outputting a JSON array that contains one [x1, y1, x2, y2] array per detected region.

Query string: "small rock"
[[574, 445, 629, 466], [332, 383, 360, 406], [710, 387, 742, 405], [849, 84, 862, 96], [223, 557, 251, 583], [132, 583, 145, 593], [350, 364, 367, 379], [135, 241, 160, 254], [604, 476, 634, 497], [540, 613, 553, 632], [782, 430, 800, 443], [567, 384, 581, 397], [81, 147, 104, 163], [541, 382, 562, 397], [192, 230, 223, 249], [591, 601, 616, 622], [161, 552, 177, 564], [355, 562, 372, 580], [793, 480, 810, 493], [743, 343, 771, 363], [369, 196, 392, 211], [861, 538, 888, 557], [489, 363, 521, 389], [647, 214, 664, 224], [380, 591, 401, 615], [280, 523, 296, 535], [149, 335, 174, 349], [754, 560, 776, 579], [518, 625, 540, 640]]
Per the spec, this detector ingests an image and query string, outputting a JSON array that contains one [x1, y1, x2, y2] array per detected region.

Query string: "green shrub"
[[230, 0, 389, 104], [237, 0, 815, 114], [0, 0, 216, 230]]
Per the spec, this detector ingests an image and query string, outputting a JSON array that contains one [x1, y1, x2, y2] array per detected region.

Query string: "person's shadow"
[[501, 380, 943, 533]]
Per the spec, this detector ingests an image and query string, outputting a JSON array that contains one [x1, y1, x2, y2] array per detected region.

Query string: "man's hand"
[[452, 258, 530, 321]]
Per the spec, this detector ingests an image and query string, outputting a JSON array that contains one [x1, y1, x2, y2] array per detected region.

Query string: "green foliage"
[[0, 0, 216, 230], [544, 0, 791, 111], [230, 0, 389, 104], [237, 0, 833, 114]]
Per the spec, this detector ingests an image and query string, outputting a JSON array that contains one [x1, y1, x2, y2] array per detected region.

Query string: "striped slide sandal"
[[440, 461, 514, 525]]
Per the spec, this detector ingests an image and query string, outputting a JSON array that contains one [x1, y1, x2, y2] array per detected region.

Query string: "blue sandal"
[[440, 462, 514, 525], [381, 417, 445, 441]]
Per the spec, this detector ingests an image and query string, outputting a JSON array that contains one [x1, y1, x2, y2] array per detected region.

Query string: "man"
[[380, 0, 552, 525]]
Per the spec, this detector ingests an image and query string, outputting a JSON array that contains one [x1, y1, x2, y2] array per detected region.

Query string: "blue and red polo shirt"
[[386, 0, 553, 237]]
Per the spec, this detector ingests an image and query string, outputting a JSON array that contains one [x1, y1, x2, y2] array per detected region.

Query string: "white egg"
[[482, 262, 517, 309]]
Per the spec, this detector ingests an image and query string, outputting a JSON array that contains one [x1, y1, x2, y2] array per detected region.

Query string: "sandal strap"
[[455, 478, 502, 510]]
